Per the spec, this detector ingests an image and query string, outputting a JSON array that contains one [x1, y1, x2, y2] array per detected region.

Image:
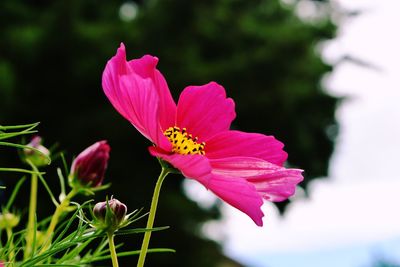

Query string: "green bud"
[[92, 198, 127, 232], [23, 136, 50, 167], [0, 212, 19, 229]]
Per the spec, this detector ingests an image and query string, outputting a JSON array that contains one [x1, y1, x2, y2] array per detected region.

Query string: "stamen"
[[163, 126, 206, 155]]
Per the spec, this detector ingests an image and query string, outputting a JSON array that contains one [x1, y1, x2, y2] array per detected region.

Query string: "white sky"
[[184, 0, 400, 266]]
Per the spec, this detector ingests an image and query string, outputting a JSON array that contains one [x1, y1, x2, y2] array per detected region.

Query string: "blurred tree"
[[371, 259, 400, 267], [0, 0, 337, 266]]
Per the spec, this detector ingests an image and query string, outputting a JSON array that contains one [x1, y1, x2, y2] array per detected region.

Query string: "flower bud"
[[69, 141, 110, 188], [0, 212, 20, 229], [93, 198, 127, 231], [23, 136, 50, 167]]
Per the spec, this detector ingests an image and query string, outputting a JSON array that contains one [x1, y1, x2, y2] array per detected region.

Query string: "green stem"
[[137, 167, 169, 267], [108, 232, 119, 267], [39, 188, 78, 253], [6, 227, 15, 262], [25, 173, 38, 259]]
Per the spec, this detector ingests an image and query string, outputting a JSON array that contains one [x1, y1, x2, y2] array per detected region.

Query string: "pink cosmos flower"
[[102, 43, 303, 226]]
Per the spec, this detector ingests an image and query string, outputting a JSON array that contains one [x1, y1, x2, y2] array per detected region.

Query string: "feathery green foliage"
[[0, 125, 173, 266]]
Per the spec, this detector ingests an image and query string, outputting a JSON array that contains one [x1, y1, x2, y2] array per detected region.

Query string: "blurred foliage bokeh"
[[0, 0, 338, 266]]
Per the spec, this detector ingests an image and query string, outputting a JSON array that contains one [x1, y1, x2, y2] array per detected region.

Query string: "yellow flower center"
[[164, 126, 205, 155]]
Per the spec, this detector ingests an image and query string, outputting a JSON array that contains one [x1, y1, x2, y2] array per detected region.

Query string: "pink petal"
[[149, 147, 264, 226], [206, 130, 288, 166], [148, 147, 212, 185], [205, 175, 264, 226], [209, 157, 303, 202], [127, 54, 176, 130], [102, 44, 172, 150], [102, 44, 132, 120], [176, 82, 236, 142]]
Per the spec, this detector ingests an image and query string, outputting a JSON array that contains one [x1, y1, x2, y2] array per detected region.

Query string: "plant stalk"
[[25, 173, 38, 259], [39, 188, 78, 253], [137, 167, 169, 267], [108, 232, 119, 267]]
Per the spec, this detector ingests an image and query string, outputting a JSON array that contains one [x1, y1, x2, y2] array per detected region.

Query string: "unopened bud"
[[0, 212, 20, 229], [93, 198, 127, 231], [69, 141, 110, 188], [23, 136, 50, 167]]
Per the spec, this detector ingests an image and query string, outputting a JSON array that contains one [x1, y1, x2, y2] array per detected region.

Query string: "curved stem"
[[25, 173, 38, 259], [39, 188, 78, 253], [6, 227, 15, 261], [137, 167, 169, 267], [108, 232, 119, 267]]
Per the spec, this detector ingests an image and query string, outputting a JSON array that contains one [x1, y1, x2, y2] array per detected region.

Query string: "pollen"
[[164, 126, 205, 155]]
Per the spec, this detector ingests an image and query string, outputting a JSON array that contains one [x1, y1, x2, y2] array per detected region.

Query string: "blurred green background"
[[0, 0, 338, 266]]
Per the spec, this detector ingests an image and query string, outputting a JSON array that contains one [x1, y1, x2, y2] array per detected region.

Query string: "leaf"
[[80, 248, 175, 264], [28, 161, 59, 207], [5, 176, 26, 211], [0, 167, 44, 175]]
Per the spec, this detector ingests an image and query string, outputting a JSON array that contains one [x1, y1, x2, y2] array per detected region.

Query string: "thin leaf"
[[114, 226, 170, 236], [5, 176, 26, 211], [81, 248, 175, 264], [90, 183, 111, 192], [57, 168, 66, 202], [0, 141, 51, 165], [56, 237, 93, 263], [60, 153, 69, 178], [0, 130, 38, 141], [35, 265, 80, 267], [0, 122, 40, 130], [51, 208, 81, 245], [0, 167, 44, 175], [28, 161, 59, 207]]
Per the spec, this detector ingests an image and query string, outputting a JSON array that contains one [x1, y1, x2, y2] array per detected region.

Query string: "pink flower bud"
[[23, 136, 50, 167], [70, 141, 110, 187], [93, 198, 127, 231]]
